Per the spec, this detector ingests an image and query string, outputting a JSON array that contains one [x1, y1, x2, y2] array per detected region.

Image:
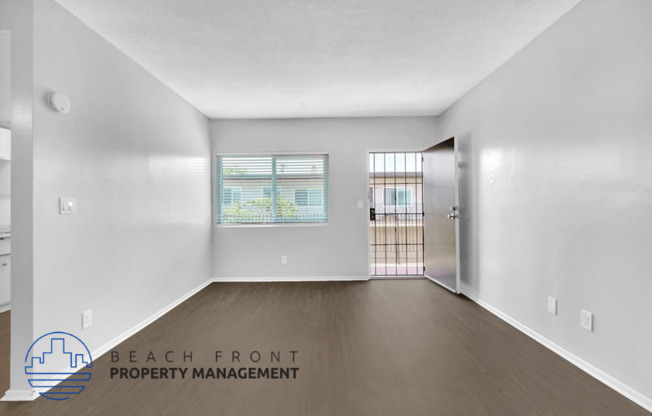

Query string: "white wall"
[[0, 31, 9, 125], [211, 117, 438, 279], [438, 0, 652, 404], [1, 0, 212, 394], [0, 32, 10, 226], [0, 0, 35, 397], [0, 135, 9, 226]]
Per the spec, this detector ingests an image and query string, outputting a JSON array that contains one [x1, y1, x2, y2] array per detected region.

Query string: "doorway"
[[369, 152, 424, 277], [368, 139, 460, 292]]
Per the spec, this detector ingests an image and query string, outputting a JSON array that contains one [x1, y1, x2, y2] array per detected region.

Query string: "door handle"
[[448, 205, 459, 219]]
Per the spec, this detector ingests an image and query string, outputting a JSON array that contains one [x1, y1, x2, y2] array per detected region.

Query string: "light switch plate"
[[357, 201, 364, 209], [59, 197, 76, 215]]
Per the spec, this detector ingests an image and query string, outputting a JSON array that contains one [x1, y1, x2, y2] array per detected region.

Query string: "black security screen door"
[[369, 152, 424, 277]]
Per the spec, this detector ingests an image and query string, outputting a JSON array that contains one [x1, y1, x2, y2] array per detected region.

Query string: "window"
[[223, 187, 242, 206], [397, 188, 412, 206], [384, 187, 412, 206], [294, 188, 323, 206], [263, 186, 282, 199], [216, 154, 329, 224]]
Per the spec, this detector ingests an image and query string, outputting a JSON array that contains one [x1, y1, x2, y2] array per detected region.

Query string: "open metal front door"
[[423, 137, 460, 293]]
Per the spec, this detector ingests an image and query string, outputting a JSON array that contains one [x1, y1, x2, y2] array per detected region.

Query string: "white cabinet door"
[[0, 255, 9, 307]]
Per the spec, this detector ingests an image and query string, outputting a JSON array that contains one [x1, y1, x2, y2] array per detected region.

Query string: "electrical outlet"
[[82, 309, 92, 329], [547, 296, 557, 315], [281, 255, 288, 265], [581, 309, 593, 331]]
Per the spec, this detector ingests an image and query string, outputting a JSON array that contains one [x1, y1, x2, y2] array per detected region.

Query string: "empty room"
[[0, 0, 651, 414]]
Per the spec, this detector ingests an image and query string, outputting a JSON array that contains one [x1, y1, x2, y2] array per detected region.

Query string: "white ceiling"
[[54, 0, 580, 119]]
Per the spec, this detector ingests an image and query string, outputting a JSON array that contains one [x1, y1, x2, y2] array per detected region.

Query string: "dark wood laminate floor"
[[0, 281, 649, 416]]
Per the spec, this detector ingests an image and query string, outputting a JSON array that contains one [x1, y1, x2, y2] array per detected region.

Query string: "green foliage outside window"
[[222, 197, 298, 222]]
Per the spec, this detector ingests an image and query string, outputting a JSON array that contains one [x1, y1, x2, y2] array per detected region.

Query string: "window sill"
[[216, 222, 329, 228]]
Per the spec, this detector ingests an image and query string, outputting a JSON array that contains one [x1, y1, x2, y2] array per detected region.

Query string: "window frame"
[[294, 188, 323, 207], [383, 186, 413, 206], [262, 186, 282, 199], [215, 152, 329, 227]]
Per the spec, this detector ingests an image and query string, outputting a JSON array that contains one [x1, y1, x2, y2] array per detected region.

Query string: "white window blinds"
[[216, 154, 329, 224]]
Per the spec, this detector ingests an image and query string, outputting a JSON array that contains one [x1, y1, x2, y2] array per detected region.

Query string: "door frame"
[[366, 148, 427, 280]]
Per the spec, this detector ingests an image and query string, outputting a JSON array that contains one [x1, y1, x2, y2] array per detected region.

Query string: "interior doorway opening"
[[369, 152, 424, 278]]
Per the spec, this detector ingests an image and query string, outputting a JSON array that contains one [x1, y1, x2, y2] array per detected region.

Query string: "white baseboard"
[[1, 279, 213, 402], [212, 276, 369, 282], [1, 389, 38, 401], [461, 289, 652, 413], [0, 302, 9, 313]]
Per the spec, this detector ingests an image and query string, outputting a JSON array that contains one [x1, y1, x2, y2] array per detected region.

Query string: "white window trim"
[[215, 152, 330, 227]]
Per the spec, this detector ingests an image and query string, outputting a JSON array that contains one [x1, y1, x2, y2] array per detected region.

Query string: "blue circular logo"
[[25, 332, 93, 400]]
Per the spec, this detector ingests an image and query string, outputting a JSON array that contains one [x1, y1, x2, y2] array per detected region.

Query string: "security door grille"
[[369, 152, 424, 277]]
